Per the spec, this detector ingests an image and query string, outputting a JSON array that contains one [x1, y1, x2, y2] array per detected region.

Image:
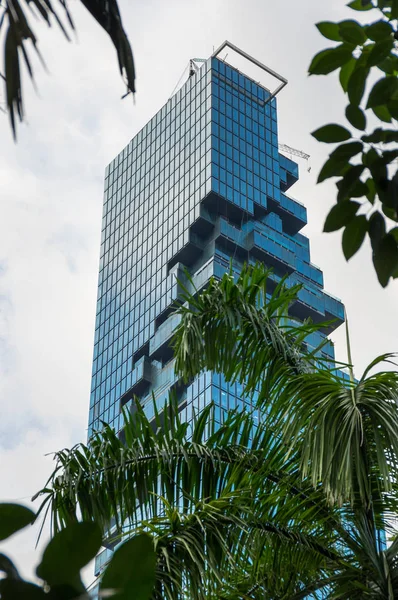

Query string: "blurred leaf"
[[365, 20, 393, 40], [390, 227, 398, 242], [100, 534, 156, 600], [367, 76, 398, 108], [312, 124, 352, 142], [316, 21, 342, 41], [0, 553, 20, 579], [337, 164, 365, 201], [347, 66, 369, 105], [339, 19, 367, 45], [387, 99, 398, 118], [342, 215, 368, 259], [348, 0, 374, 9], [373, 233, 398, 286], [79, 0, 135, 95], [0, 503, 35, 541], [372, 104, 392, 122], [377, 55, 398, 74], [369, 211, 386, 251], [340, 56, 357, 91], [36, 522, 102, 590], [366, 178, 376, 204], [346, 104, 367, 129], [362, 128, 398, 143], [2, 0, 135, 139], [350, 180, 369, 197], [324, 200, 360, 232], [318, 142, 363, 183], [386, 170, 398, 211], [0, 579, 46, 599], [383, 205, 398, 221], [309, 44, 354, 75], [367, 38, 394, 67]]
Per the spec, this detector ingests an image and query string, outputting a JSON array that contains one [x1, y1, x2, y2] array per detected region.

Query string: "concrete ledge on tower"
[[214, 217, 248, 256], [290, 287, 326, 322], [247, 229, 296, 273], [203, 191, 254, 222], [168, 231, 207, 270], [324, 293, 345, 324], [268, 193, 307, 235], [279, 154, 299, 191], [119, 355, 152, 408], [149, 313, 181, 362]]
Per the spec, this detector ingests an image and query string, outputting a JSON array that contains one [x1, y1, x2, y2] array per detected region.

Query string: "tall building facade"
[[88, 44, 344, 441]]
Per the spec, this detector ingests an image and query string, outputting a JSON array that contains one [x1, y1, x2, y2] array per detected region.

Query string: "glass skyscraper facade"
[[88, 49, 344, 441]]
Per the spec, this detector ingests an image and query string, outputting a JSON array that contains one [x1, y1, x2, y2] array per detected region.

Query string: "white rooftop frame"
[[211, 40, 288, 104]]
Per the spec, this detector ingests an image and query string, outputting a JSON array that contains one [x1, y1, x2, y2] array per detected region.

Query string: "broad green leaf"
[[309, 44, 354, 75], [347, 66, 369, 105], [316, 21, 342, 41], [386, 170, 398, 210], [387, 99, 398, 119], [365, 20, 393, 41], [324, 200, 360, 232], [340, 57, 357, 91], [337, 164, 365, 201], [372, 104, 392, 122], [348, 0, 374, 9], [317, 157, 350, 183], [366, 178, 376, 204], [373, 233, 398, 286], [346, 104, 367, 130], [362, 128, 398, 143], [367, 39, 394, 67], [350, 180, 369, 197], [0, 504, 35, 541], [362, 147, 380, 167], [377, 55, 398, 74], [342, 215, 368, 259], [312, 124, 352, 143], [318, 142, 363, 183], [319, 159, 345, 184], [0, 580, 46, 599], [392, 0, 398, 18], [36, 522, 102, 589], [383, 205, 398, 220], [339, 20, 367, 45], [0, 554, 20, 579], [332, 141, 363, 159], [362, 127, 385, 143], [369, 211, 386, 250], [100, 534, 156, 600], [367, 76, 398, 108]]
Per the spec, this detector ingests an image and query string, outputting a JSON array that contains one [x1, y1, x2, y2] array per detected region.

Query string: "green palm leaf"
[[1, 0, 135, 137]]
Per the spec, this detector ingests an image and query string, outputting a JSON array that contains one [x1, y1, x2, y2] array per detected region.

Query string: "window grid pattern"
[[89, 62, 212, 435], [88, 56, 344, 439]]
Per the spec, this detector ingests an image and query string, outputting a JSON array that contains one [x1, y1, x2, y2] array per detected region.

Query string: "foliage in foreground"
[[310, 0, 398, 286], [28, 265, 398, 598], [0, 503, 156, 599], [0, 0, 135, 137]]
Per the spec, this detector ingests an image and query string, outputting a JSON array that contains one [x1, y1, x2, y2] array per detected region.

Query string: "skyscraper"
[[88, 41, 344, 441]]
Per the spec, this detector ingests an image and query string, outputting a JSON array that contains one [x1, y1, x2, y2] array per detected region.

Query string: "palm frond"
[[273, 362, 398, 508], [2, 0, 134, 137], [33, 397, 351, 598], [173, 263, 322, 402]]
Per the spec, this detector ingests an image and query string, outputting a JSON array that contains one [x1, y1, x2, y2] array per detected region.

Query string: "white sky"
[[0, 0, 397, 583]]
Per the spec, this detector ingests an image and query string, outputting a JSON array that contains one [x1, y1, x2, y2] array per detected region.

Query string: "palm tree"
[[1, 0, 135, 137], [34, 264, 398, 598]]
